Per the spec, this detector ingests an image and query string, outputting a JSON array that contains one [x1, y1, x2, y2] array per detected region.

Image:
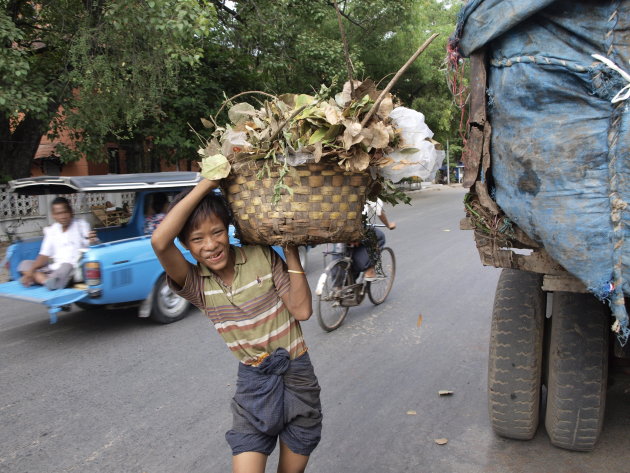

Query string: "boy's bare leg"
[[232, 451, 267, 473], [277, 442, 309, 473]]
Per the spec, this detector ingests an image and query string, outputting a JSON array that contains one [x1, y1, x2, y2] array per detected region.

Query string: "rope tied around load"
[[592, 53, 630, 103]]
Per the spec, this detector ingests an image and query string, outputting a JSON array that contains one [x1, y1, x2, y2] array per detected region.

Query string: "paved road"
[[1, 186, 629, 473]]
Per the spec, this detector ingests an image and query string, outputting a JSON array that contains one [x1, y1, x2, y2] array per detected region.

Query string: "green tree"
[[1, 0, 464, 179], [207, 0, 462, 147], [0, 0, 214, 181], [121, 33, 264, 172], [405, 1, 465, 149], [209, 0, 415, 95], [137, 0, 416, 172]]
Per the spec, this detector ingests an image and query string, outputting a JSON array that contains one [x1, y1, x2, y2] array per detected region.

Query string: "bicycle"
[[314, 227, 396, 332]]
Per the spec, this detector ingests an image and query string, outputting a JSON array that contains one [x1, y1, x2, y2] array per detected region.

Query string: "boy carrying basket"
[[151, 176, 322, 473]]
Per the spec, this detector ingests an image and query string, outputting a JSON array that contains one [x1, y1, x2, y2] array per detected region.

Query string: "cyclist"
[[352, 198, 396, 281]]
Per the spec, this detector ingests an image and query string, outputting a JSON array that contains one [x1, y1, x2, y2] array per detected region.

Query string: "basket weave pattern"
[[222, 159, 371, 245]]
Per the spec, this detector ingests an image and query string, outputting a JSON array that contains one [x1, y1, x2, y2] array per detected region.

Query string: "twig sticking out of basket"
[[332, 0, 355, 97], [361, 33, 440, 127]]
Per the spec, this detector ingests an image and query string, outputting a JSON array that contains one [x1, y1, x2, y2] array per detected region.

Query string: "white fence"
[[0, 185, 135, 242]]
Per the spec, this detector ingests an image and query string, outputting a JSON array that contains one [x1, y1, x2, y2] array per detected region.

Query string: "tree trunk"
[[0, 115, 47, 181]]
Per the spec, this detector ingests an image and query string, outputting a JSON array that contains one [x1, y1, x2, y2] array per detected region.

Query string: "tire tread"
[[488, 269, 546, 440], [544, 292, 608, 451]]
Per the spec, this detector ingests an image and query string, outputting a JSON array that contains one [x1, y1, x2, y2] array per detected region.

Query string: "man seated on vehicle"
[[352, 198, 396, 281], [18, 197, 98, 290]]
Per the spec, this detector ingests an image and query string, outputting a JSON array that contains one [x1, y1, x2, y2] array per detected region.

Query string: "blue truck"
[[0, 172, 231, 324]]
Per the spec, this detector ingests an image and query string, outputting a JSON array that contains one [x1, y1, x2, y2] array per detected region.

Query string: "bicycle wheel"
[[316, 260, 351, 332], [368, 247, 396, 305]]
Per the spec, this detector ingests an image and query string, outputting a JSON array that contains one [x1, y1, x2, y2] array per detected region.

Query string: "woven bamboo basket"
[[222, 158, 372, 245]]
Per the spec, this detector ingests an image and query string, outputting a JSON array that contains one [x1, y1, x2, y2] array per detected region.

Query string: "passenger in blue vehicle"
[[151, 177, 321, 473], [144, 192, 169, 235], [18, 197, 98, 290]]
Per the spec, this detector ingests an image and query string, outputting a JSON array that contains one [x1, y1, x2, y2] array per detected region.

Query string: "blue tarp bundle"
[[454, 1, 630, 338]]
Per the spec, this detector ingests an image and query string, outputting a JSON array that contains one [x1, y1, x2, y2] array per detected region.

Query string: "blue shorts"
[[225, 349, 323, 456]]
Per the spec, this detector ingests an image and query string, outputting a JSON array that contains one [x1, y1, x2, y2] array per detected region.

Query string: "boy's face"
[[51, 203, 72, 228], [184, 214, 232, 273]]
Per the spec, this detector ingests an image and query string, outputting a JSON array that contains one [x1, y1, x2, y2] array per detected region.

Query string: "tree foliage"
[[0, 0, 465, 180], [206, 0, 464, 150], [0, 0, 214, 180]]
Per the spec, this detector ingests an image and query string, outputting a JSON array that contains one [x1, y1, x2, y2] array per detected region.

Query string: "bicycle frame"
[[315, 229, 396, 331], [317, 243, 368, 307]]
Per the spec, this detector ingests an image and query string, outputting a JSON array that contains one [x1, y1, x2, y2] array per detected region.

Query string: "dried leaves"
[[198, 80, 401, 174]]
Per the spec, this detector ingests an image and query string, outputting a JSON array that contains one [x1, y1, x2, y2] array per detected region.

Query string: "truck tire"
[[488, 269, 546, 440], [150, 274, 190, 324], [544, 292, 609, 451]]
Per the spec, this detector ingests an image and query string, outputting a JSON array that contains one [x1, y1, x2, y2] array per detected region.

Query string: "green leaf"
[[295, 94, 314, 108], [308, 127, 328, 145]]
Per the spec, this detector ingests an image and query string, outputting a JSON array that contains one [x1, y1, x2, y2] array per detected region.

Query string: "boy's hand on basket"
[[282, 244, 299, 260], [283, 245, 305, 271]]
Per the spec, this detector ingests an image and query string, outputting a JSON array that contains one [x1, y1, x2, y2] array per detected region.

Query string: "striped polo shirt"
[[168, 245, 308, 365]]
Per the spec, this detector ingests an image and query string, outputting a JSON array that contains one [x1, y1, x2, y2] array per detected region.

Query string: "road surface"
[[1, 186, 629, 473]]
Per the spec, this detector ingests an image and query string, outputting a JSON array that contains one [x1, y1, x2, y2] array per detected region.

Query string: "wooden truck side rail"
[[459, 49, 587, 294]]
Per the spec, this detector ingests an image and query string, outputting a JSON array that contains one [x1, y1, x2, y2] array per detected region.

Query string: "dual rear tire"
[[544, 292, 609, 451], [488, 269, 609, 451], [488, 269, 545, 440]]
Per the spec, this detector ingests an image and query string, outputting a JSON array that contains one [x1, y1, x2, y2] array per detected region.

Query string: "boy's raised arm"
[[280, 245, 313, 320], [151, 179, 219, 287]]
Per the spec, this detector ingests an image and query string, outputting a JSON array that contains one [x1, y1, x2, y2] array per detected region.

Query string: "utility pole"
[[446, 139, 450, 185]]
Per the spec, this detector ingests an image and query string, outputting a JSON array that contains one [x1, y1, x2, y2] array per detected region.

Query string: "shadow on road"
[[0, 303, 199, 349]]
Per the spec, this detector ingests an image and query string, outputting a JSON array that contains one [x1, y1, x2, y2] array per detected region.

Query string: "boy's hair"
[[169, 188, 231, 243], [51, 196, 72, 213]]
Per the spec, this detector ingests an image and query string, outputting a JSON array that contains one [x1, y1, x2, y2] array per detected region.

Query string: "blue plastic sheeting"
[[454, 1, 630, 338]]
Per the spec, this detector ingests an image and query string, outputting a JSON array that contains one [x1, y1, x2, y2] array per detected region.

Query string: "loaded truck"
[[453, 1, 629, 451]]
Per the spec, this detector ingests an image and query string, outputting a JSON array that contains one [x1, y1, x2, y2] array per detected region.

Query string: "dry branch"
[[360, 33, 440, 127]]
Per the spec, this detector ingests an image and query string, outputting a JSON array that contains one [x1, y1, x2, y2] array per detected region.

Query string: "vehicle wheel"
[[316, 260, 351, 332], [544, 292, 609, 451], [367, 247, 396, 305], [75, 301, 97, 310], [488, 269, 546, 440], [150, 274, 190, 324]]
